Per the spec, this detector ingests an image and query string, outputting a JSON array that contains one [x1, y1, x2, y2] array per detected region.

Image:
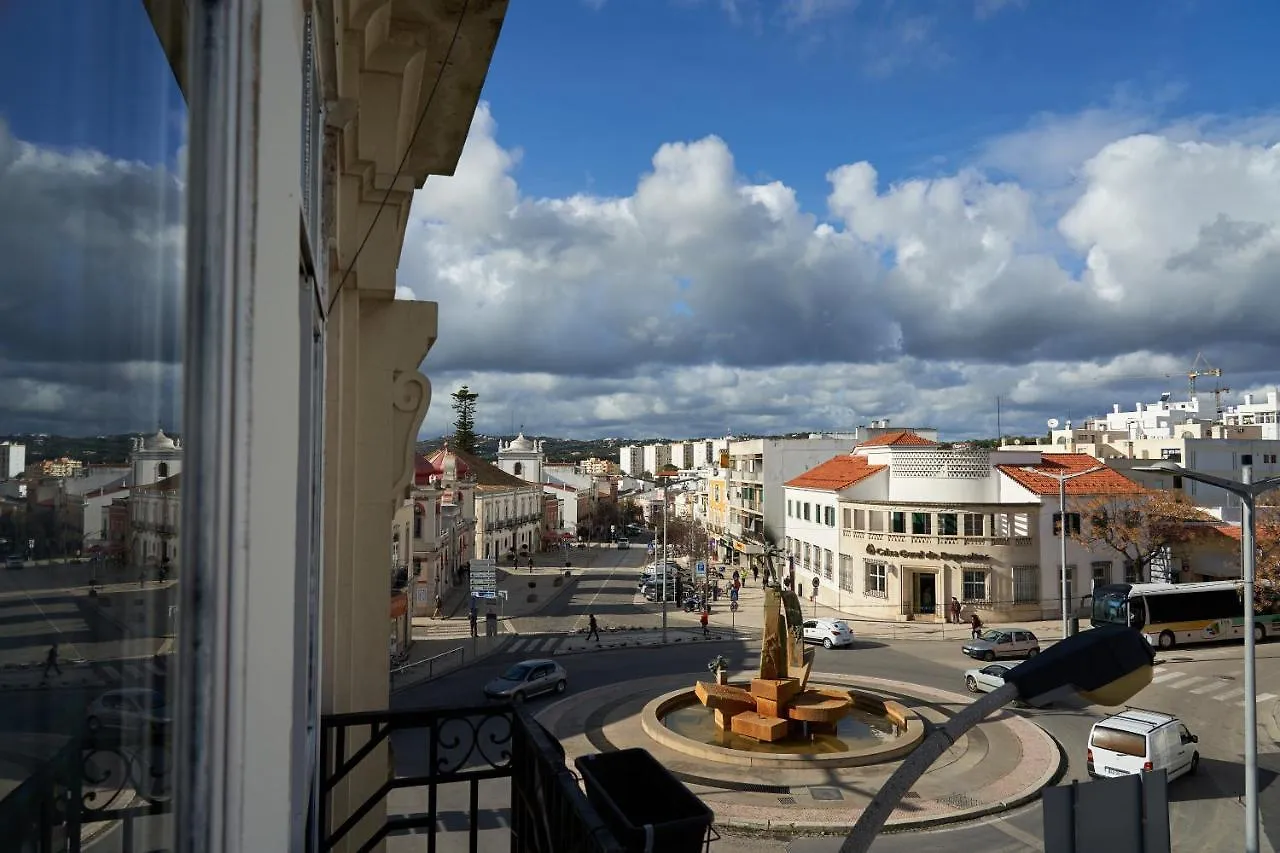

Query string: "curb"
[[1266, 701, 1280, 747]]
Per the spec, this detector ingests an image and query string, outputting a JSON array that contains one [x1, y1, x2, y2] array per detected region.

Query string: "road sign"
[[470, 558, 497, 596], [695, 561, 706, 579]]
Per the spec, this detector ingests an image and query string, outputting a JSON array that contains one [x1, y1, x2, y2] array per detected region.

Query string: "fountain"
[[694, 586, 854, 742]]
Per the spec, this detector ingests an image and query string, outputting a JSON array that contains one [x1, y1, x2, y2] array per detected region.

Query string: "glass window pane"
[[0, 4, 185, 849]]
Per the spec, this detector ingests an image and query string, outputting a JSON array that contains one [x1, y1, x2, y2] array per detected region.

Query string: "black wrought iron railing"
[[0, 729, 172, 852], [316, 703, 624, 853]]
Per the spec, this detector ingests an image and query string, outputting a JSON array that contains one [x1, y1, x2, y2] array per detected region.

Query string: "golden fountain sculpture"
[[695, 586, 854, 742]]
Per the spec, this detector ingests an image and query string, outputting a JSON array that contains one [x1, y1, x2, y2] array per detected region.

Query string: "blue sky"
[[482, 0, 1277, 212], [0, 0, 184, 166]]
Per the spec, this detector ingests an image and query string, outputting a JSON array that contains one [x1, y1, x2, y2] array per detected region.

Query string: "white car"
[[86, 687, 171, 735], [964, 662, 1017, 694], [802, 618, 855, 649], [1088, 709, 1199, 781]]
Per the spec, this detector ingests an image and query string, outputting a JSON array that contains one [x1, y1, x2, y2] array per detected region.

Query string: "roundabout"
[[536, 670, 1064, 834]]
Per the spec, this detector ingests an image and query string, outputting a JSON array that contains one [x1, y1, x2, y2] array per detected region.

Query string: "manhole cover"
[[777, 796, 797, 806], [809, 787, 844, 801], [903, 791, 920, 799]]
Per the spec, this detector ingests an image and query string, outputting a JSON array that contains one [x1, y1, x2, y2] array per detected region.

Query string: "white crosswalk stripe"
[[1147, 668, 1276, 707]]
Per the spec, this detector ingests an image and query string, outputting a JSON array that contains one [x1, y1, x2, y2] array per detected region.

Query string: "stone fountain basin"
[[642, 684, 926, 768]]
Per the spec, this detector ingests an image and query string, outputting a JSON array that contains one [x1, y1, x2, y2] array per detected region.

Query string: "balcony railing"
[[0, 728, 173, 852], [316, 703, 625, 853]]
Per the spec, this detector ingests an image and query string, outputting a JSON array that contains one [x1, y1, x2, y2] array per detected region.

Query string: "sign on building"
[[695, 561, 706, 579]]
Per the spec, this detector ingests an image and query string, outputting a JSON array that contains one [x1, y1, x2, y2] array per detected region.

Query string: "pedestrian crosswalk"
[[1147, 665, 1276, 707], [502, 628, 745, 658], [93, 659, 165, 687]]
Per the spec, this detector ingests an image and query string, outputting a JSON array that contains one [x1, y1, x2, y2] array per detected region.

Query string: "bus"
[[1091, 580, 1280, 650]]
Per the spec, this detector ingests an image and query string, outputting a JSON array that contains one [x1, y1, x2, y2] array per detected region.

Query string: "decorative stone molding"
[[392, 370, 432, 497]]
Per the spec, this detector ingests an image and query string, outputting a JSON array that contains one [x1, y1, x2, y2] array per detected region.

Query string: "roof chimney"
[[1113, 404, 1120, 413], [1245, 393, 1255, 405]]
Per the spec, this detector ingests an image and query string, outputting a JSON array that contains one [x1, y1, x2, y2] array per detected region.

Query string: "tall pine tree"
[[450, 386, 480, 453]]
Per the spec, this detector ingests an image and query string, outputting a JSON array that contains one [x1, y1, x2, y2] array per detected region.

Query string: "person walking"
[[949, 597, 962, 624], [700, 608, 710, 637], [970, 613, 983, 640], [433, 593, 443, 619], [752, 565, 759, 583], [587, 613, 600, 643], [469, 602, 479, 638], [41, 643, 61, 682]]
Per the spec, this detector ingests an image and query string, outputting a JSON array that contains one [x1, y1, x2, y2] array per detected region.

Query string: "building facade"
[[130, 473, 182, 575], [784, 435, 1169, 622], [0, 441, 25, 479], [618, 445, 644, 477]]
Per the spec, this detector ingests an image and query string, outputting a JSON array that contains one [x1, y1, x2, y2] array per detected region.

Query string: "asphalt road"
[[394, 552, 1280, 853]]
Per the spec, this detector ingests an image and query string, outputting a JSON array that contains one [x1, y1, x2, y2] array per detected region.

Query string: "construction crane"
[[1184, 351, 1225, 400]]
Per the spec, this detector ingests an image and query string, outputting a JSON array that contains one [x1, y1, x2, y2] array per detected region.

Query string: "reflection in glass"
[[0, 2, 184, 849]]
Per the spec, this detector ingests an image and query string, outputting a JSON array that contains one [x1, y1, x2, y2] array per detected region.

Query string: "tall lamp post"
[[656, 474, 705, 644], [1021, 464, 1104, 639], [1134, 457, 1280, 853]]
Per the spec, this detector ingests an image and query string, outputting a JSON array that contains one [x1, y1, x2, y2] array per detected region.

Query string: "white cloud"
[[402, 102, 1280, 441]]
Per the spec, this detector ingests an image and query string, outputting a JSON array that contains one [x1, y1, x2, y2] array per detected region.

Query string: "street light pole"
[[662, 487, 668, 644], [1022, 464, 1103, 639], [1134, 459, 1280, 853]]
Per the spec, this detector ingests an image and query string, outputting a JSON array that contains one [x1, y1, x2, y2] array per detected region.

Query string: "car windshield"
[[978, 630, 1005, 643], [501, 664, 534, 681]]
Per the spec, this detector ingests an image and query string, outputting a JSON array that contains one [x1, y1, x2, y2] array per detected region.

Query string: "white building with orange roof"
[[784, 430, 1161, 623]]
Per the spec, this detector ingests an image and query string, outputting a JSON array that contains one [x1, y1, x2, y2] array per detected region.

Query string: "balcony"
[[855, 531, 1037, 548], [318, 703, 625, 852], [730, 469, 761, 482], [2, 704, 630, 853]]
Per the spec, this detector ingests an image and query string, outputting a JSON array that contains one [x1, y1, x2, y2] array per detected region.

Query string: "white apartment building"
[[0, 441, 25, 479], [580, 457, 617, 476], [1220, 389, 1280, 439], [721, 435, 861, 566], [783, 435, 1235, 622], [544, 481, 586, 531], [668, 441, 695, 470], [642, 443, 672, 476], [618, 445, 644, 477]]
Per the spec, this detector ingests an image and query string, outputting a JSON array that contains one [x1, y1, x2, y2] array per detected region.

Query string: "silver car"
[[964, 662, 1016, 694], [962, 628, 1040, 661], [483, 658, 567, 703]]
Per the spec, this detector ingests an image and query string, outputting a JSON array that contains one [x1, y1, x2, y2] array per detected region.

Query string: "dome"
[[426, 444, 471, 480], [507, 432, 534, 452], [145, 429, 178, 451], [413, 453, 442, 486]]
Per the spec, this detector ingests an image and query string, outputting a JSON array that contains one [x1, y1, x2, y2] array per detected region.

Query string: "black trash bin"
[[575, 748, 713, 853]]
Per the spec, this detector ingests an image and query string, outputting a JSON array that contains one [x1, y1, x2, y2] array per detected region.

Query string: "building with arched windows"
[[429, 444, 543, 563]]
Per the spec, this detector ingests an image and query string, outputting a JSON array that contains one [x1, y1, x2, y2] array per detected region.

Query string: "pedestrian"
[[949, 597, 962, 624], [970, 613, 983, 640], [469, 603, 479, 638], [752, 565, 759, 583], [587, 613, 600, 642], [700, 608, 710, 637], [41, 643, 61, 681], [433, 593, 443, 619]]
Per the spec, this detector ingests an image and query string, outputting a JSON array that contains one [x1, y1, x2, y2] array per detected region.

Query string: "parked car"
[[964, 662, 1017, 694], [616, 538, 630, 550], [962, 628, 1040, 661], [801, 618, 855, 649], [86, 688, 171, 735], [5, 555, 21, 570], [483, 659, 568, 703], [1088, 709, 1199, 780]]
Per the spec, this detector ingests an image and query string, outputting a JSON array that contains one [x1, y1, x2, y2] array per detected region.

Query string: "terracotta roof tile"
[[858, 431, 938, 447], [785, 456, 885, 491], [996, 454, 1143, 496]]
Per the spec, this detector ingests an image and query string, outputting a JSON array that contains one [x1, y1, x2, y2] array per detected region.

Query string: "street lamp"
[[1134, 457, 1280, 853], [842, 624, 1156, 852], [655, 473, 703, 644], [1021, 464, 1104, 639]]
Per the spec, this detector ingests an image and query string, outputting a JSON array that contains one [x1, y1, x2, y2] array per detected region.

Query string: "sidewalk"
[[702, 576, 1069, 642]]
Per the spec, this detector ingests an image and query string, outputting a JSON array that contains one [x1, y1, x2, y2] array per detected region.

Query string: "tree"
[[449, 386, 479, 453], [1250, 494, 1280, 612], [1070, 490, 1209, 583]]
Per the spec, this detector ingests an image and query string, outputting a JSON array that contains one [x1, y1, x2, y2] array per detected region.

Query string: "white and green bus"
[[1091, 580, 1280, 650]]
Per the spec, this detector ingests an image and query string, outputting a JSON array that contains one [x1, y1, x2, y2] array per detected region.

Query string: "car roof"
[[515, 658, 557, 667], [1097, 708, 1178, 733]]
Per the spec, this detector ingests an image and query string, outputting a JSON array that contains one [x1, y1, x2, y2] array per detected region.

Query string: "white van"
[[1087, 708, 1200, 781]]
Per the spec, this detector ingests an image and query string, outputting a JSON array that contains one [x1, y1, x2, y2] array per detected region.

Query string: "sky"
[[3, 1, 1280, 441]]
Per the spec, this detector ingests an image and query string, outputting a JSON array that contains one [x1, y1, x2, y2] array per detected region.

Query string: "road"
[[393, 545, 1280, 853]]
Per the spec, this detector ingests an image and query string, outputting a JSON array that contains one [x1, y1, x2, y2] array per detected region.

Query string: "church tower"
[[496, 432, 544, 483]]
